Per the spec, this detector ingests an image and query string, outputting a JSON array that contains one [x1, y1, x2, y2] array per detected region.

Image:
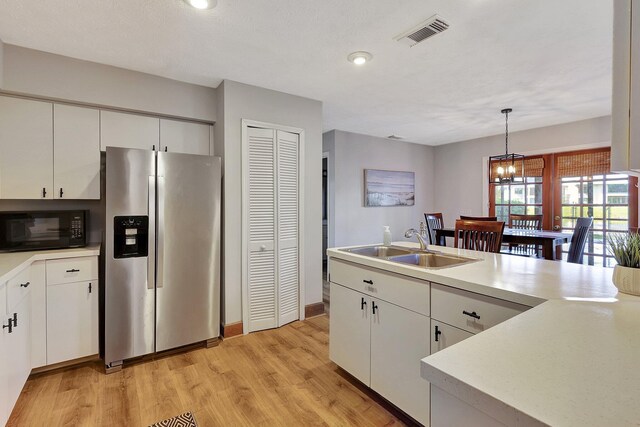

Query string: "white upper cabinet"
[[0, 97, 53, 199], [612, 0, 640, 173], [54, 105, 101, 199], [160, 119, 211, 155], [100, 110, 159, 152]]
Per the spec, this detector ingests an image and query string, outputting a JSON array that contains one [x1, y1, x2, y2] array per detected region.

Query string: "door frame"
[[241, 119, 306, 334]]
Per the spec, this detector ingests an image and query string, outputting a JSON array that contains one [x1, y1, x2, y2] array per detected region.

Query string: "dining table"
[[435, 227, 573, 260]]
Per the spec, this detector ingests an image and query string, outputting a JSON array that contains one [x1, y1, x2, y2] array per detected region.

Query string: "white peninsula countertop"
[[327, 242, 640, 426], [0, 244, 101, 284]]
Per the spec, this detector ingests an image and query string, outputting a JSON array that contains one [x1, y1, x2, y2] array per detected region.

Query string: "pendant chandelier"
[[489, 108, 524, 184]]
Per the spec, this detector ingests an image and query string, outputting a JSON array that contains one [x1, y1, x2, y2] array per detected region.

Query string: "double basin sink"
[[340, 245, 477, 269]]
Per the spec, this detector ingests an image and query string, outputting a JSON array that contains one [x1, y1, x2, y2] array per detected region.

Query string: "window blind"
[[556, 149, 610, 177]]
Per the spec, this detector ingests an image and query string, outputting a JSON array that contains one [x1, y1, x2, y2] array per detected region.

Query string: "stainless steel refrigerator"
[[104, 147, 221, 370]]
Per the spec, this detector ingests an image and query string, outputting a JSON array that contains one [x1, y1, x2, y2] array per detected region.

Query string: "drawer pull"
[[19, 281, 30, 288], [462, 310, 481, 320], [434, 325, 442, 342], [360, 297, 366, 310], [66, 269, 80, 273], [372, 301, 378, 315], [363, 279, 374, 285]]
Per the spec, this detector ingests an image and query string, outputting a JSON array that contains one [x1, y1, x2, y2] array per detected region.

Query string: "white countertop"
[[0, 244, 101, 284], [421, 299, 640, 426], [327, 242, 640, 426], [327, 242, 624, 307]]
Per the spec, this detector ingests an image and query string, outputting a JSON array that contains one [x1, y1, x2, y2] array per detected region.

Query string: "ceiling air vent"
[[395, 14, 449, 47]]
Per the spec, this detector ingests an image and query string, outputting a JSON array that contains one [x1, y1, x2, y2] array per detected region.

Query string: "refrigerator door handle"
[[148, 176, 156, 290], [157, 176, 166, 289]]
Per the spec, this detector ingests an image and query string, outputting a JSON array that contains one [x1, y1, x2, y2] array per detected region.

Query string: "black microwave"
[[0, 210, 88, 252]]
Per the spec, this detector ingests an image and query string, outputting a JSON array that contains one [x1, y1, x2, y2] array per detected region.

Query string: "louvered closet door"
[[247, 127, 277, 332], [277, 130, 300, 326]]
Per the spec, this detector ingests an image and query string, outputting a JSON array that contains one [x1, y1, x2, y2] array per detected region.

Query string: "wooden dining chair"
[[454, 220, 505, 253], [424, 212, 445, 246], [567, 217, 593, 264], [460, 215, 498, 221], [508, 214, 543, 256]]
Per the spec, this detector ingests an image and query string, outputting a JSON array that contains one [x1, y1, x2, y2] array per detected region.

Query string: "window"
[[493, 177, 543, 223], [559, 174, 632, 266], [489, 148, 638, 266]]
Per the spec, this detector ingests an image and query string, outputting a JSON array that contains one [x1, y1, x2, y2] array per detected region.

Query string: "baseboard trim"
[[305, 302, 325, 318], [222, 321, 243, 338], [30, 354, 100, 376]]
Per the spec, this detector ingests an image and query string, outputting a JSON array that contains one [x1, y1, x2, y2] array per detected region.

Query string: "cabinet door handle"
[[59, 188, 64, 198], [360, 297, 367, 310], [164, 146, 168, 152], [363, 279, 373, 285], [11, 313, 17, 328], [152, 145, 156, 151], [89, 283, 92, 294], [372, 301, 378, 315], [462, 310, 481, 320], [19, 281, 30, 288], [2, 321, 12, 334], [434, 325, 442, 342], [42, 187, 47, 198], [66, 269, 80, 273]]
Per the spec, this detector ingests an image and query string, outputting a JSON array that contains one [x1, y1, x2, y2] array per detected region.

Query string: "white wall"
[[2, 44, 216, 121], [218, 80, 323, 326], [324, 130, 436, 247], [433, 116, 612, 226]]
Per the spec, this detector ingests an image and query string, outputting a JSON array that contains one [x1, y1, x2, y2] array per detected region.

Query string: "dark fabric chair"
[[424, 212, 445, 246], [567, 217, 594, 264], [460, 215, 498, 221], [508, 214, 543, 256], [454, 220, 505, 253]]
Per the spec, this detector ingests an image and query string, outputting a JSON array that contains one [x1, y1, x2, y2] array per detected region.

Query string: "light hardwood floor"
[[8, 315, 416, 426]]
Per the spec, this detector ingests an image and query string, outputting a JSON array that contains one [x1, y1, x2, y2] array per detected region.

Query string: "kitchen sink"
[[341, 245, 413, 257], [387, 253, 475, 268]]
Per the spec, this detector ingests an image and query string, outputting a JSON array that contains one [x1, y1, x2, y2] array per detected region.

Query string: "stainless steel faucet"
[[405, 228, 428, 251]]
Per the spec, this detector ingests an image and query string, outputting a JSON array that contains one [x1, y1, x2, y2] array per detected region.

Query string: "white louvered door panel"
[[247, 127, 277, 332], [277, 130, 300, 326]]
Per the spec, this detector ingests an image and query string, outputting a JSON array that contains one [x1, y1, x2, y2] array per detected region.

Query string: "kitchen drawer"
[[330, 259, 429, 316], [431, 283, 529, 334], [6, 266, 31, 312], [46, 257, 98, 285]]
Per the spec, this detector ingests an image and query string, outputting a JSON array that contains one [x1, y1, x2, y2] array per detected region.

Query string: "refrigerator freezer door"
[[155, 152, 221, 352], [105, 147, 156, 366]]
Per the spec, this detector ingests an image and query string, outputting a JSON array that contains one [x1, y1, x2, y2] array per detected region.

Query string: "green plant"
[[608, 232, 640, 268]]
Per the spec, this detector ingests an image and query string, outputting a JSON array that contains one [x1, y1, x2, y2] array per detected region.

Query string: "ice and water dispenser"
[[113, 216, 149, 258]]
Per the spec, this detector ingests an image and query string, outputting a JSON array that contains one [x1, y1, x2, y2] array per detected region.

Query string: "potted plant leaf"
[[608, 232, 640, 296]]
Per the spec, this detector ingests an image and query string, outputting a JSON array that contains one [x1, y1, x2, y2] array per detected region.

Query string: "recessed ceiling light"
[[348, 51, 373, 65], [184, 0, 217, 10]]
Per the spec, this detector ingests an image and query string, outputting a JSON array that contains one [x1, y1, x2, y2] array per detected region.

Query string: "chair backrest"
[[567, 217, 594, 264], [509, 214, 543, 230], [460, 215, 498, 221], [454, 220, 505, 253], [424, 212, 444, 245]]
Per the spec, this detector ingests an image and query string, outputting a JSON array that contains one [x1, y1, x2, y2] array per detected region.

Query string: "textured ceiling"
[[0, 0, 612, 145]]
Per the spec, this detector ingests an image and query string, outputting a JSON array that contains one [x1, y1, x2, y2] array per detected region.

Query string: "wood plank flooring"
[[8, 315, 416, 426]]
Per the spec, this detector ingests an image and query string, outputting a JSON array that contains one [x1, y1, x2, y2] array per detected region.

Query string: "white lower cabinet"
[[329, 260, 431, 425], [30, 261, 47, 368], [0, 284, 8, 426], [47, 280, 99, 365], [431, 320, 473, 354], [329, 282, 371, 385], [5, 288, 31, 423], [371, 299, 430, 425]]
